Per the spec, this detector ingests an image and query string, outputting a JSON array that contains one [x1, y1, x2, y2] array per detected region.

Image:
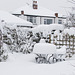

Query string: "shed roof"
[[0, 11, 32, 27]]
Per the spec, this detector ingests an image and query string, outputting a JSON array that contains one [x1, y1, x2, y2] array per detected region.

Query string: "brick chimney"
[[21, 10, 24, 15], [55, 13, 58, 17], [33, 1, 38, 9]]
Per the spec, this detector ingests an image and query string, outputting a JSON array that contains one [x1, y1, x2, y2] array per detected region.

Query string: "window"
[[58, 20, 62, 24], [27, 16, 36, 25], [44, 19, 52, 24]]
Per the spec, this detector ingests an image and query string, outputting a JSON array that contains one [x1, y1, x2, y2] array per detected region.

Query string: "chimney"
[[33, 1, 38, 9], [55, 13, 58, 17], [21, 10, 24, 15], [55, 13, 58, 24]]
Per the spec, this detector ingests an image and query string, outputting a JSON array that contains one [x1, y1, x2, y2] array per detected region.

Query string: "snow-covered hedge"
[[2, 25, 40, 54], [32, 24, 64, 37], [0, 49, 8, 62]]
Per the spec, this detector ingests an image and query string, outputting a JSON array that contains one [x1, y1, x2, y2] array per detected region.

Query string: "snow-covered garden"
[[0, 23, 75, 75]]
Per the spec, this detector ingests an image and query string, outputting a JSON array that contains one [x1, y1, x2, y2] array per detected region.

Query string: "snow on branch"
[[68, 0, 75, 4]]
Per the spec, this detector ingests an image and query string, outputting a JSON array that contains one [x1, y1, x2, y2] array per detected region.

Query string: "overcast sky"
[[0, 0, 75, 15]]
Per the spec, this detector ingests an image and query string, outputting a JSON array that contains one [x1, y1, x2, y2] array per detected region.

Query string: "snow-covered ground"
[[0, 52, 75, 75]]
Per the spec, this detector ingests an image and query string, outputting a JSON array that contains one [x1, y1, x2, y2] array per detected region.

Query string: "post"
[[49, 34, 51, 43]]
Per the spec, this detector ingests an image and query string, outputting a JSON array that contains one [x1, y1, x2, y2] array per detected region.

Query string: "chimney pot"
[[33, 1, 38, 9], [55, 13, 58, 17], [21, 10, 24, 15]]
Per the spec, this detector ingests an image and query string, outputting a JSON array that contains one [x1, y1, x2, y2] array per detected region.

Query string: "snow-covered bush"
[[0, 27, 8, 62], [32, 32, 41, 43], [0, 42, 8, 62], [3, 25, 18, 52], [2, 24, 38, 54], [0, 49, 8, 62], [15, 28, 36, 54]]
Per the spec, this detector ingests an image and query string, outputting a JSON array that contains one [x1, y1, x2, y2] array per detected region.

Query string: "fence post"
[[49, 34, 51, 43], [69, 35, 70, 49], [0, 30, 3, 50], [72, 35, 74, 54], [65, 34, 67, 46]]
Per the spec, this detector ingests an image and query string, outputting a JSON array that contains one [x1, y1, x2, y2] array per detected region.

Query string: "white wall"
[[55, 17, 58, 24], [41, 17, 44, 24], [36, 17, 40, 25], [18, 15, 66, 25]]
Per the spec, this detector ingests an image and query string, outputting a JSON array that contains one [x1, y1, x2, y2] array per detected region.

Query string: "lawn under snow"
[[0, 53, 75, 75]]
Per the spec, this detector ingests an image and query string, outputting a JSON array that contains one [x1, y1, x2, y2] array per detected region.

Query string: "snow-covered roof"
[[0, 11, 32, 27], [12, 4, 63, 17]]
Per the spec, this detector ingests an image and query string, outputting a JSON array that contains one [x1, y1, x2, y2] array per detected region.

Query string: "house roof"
[[12, 4, 64, 18], [0, 11, 32, 27]]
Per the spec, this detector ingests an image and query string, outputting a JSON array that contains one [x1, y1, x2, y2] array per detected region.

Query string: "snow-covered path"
[[0, 53, 75, 75]]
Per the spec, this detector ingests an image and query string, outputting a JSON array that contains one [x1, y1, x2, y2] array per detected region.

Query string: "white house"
[[0, 11, 33, 28], [12, 1, 66, 25]]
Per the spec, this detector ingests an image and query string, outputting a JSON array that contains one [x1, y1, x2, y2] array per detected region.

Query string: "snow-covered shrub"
[[33, 39, 57, 63], [0, 27, 8, 62], [16, 28, 35, 54], [32, 32, 41, 43], [3, 25, 18, 52], [2, 25, 37, 54], [0, 44, 8, 62]]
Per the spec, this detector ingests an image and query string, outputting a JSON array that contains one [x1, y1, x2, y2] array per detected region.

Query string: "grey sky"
[[0, 0, 74, 15]]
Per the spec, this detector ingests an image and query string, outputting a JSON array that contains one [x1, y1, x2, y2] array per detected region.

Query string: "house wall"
[[36, 17, 40, 25], [55, 17, 58, 24], [13, 14, 66, 25], [40, 17, 44, 24]]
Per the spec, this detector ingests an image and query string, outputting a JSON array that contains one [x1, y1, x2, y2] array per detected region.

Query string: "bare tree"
[[65, 0, 75, 27]]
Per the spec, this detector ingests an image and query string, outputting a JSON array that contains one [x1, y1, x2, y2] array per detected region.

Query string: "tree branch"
[[68, 0, 75, 4]]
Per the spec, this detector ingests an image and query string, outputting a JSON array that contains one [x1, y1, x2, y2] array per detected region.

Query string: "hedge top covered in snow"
[[12, 4, 63, 17], [33, 43, 56, 54], [32, 24, 65, 34], [0, 11, 32, 26]]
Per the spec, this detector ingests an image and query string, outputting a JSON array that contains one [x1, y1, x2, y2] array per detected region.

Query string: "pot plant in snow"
[[33, 39, 67, 64]]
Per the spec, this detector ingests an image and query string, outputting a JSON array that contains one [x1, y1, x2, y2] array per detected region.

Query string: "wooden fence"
[[49, 34, 75, 54], [0, 30, 3, 50]]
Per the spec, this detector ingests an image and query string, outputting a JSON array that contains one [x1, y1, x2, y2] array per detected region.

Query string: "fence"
[[0, 30, 3, 49], [49, 34, 75, 54]]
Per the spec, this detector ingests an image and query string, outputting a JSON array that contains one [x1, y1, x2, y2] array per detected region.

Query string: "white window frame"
[[27, 16, 36, 25], [58, 20, 62, 24], [44, 18, 53, 24]]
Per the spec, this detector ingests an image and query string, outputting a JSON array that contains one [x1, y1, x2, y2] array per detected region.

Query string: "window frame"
[[58, 20, 62, 24], [27, 16, 37, 25], [44, 18, 53, 24]]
